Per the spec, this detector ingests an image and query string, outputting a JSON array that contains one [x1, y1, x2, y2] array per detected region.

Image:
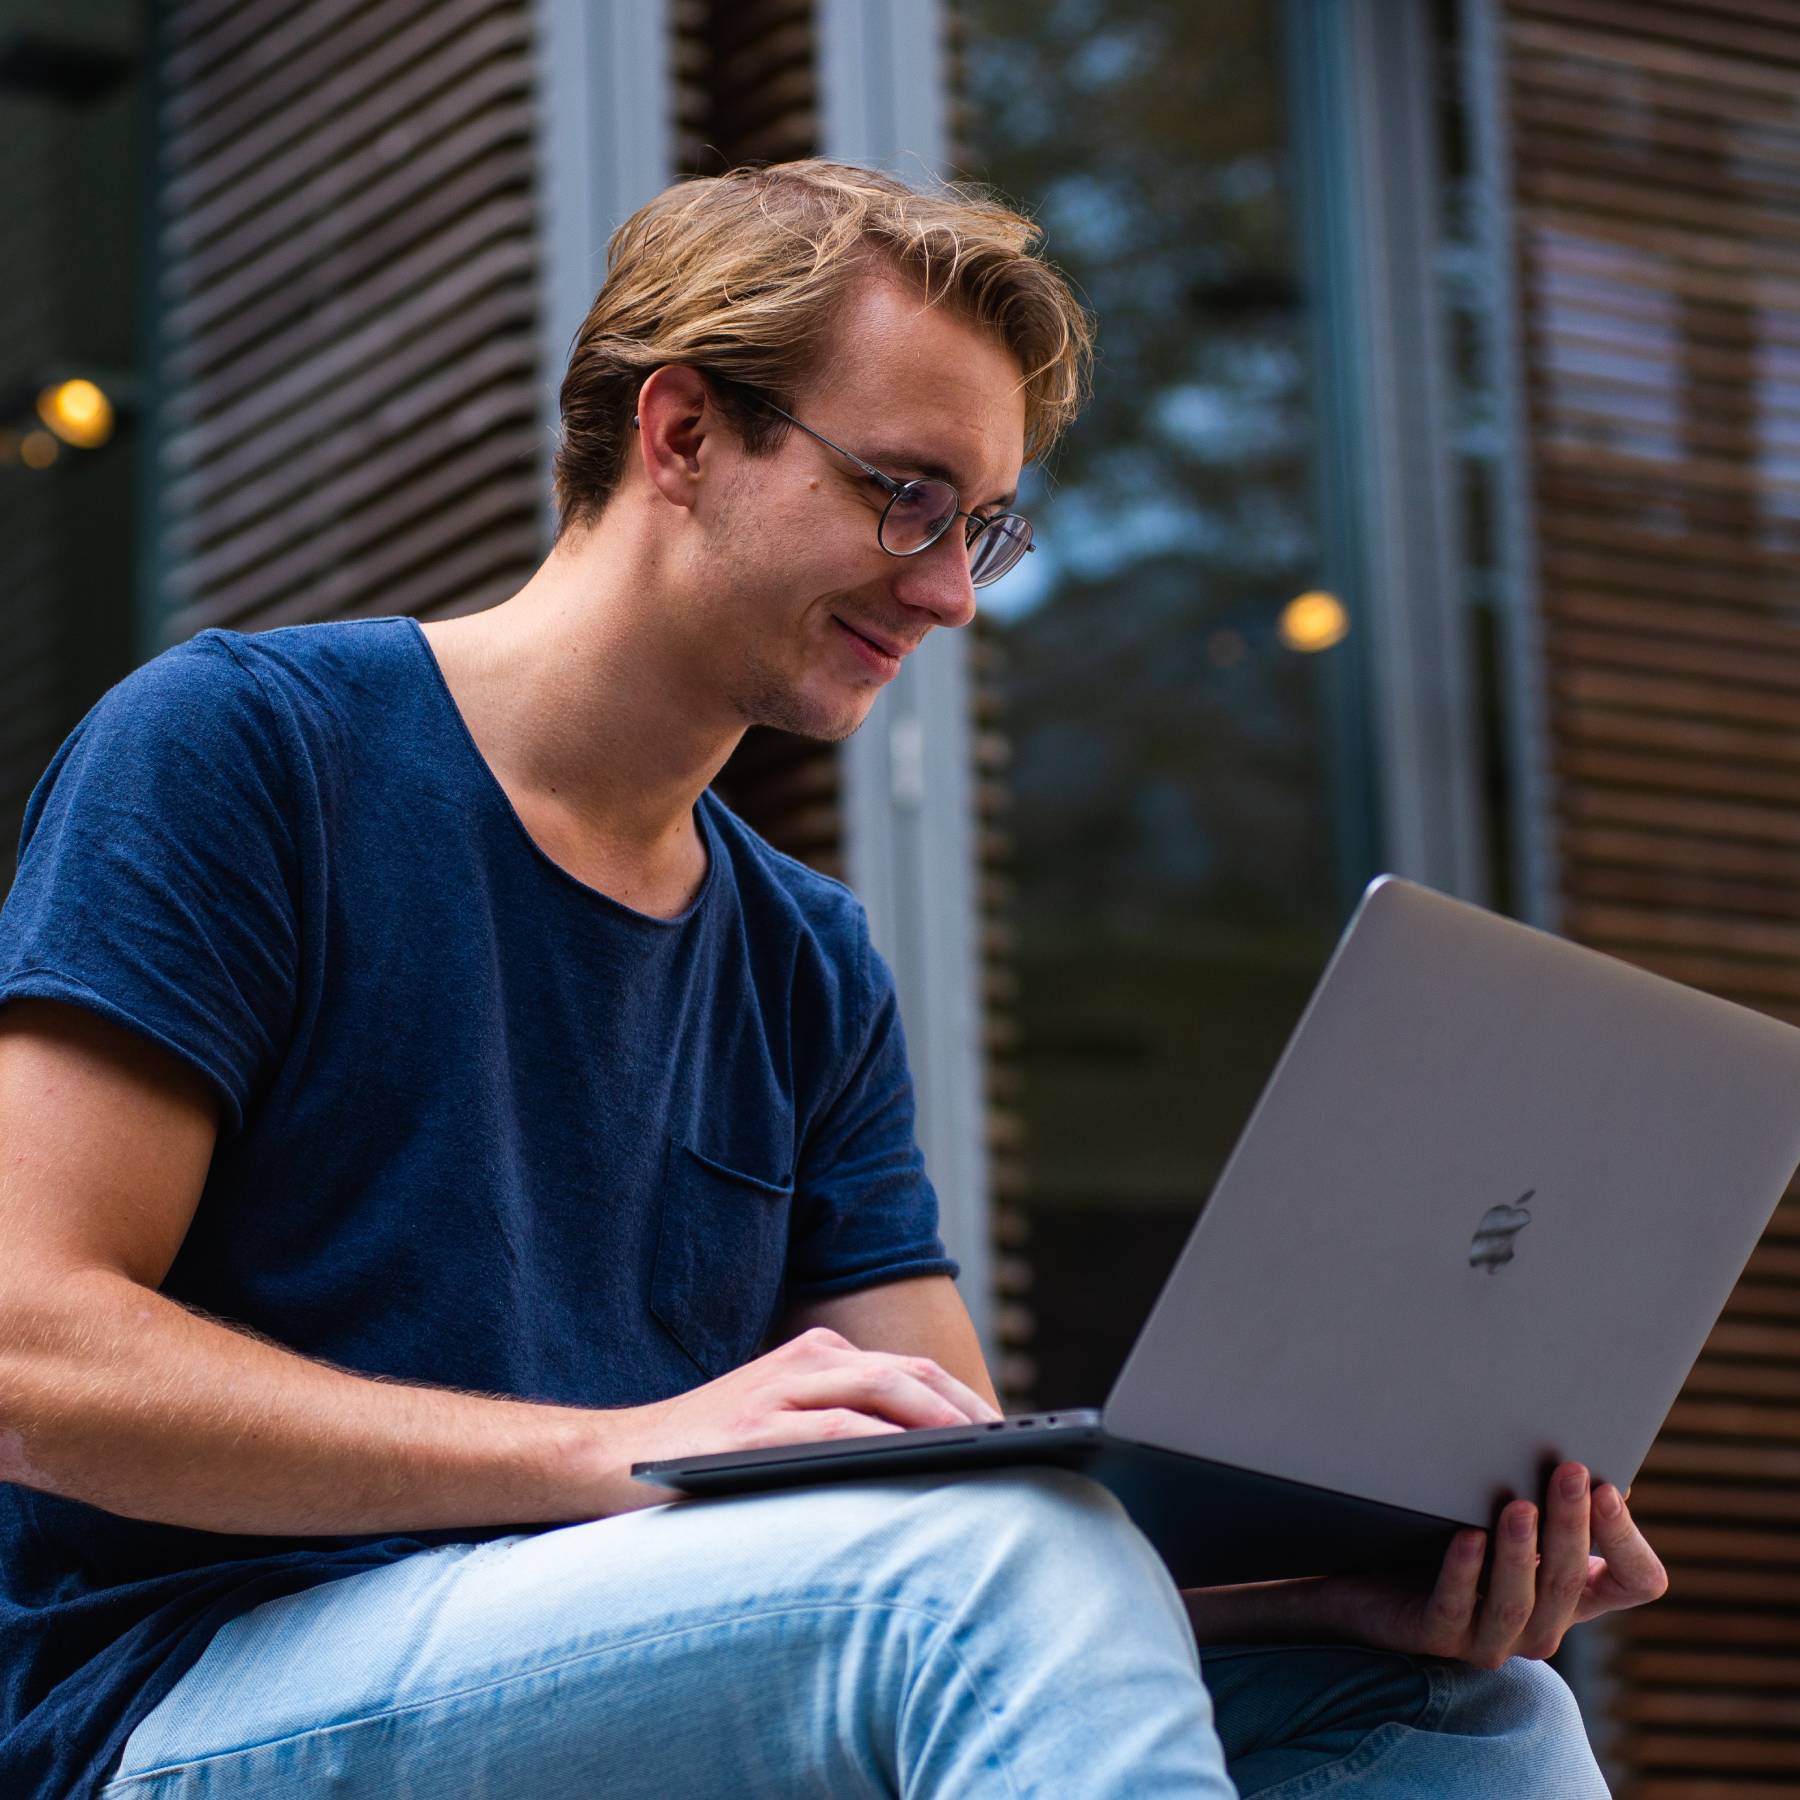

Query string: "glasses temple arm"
[[749, 397, 903, 496]]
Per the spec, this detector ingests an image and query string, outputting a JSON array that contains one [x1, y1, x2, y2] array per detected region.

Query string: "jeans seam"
[[105, 1596, 1025, 1799], [1231, 1655, 1447, 1800]]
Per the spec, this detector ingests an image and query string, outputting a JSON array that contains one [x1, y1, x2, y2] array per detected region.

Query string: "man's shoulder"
[[190, 616, 418, 706], [43, 629, 281, 790], [701, 791, 870, 963], [101, 617, 413, 732], [26, 619, 425, 852]]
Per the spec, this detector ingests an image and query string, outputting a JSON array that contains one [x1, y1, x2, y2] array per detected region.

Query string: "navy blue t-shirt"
[[0, 616, 957, 1800]]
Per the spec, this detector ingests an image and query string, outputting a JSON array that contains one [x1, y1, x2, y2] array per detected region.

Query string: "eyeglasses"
[[750, 392, 1034, 589], [634, 375, 1036, 589]]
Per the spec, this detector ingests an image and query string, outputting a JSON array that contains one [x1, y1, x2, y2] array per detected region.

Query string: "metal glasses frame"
[[632, 375, 1035, 586]]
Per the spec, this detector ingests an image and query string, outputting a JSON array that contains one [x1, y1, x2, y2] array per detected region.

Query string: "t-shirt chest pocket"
[[650, 1135, 794, 1380]]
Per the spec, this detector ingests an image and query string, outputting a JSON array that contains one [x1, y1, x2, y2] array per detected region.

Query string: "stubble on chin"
[[728, 656, 874, 744]]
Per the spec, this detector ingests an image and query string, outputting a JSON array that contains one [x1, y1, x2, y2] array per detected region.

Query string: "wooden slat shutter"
[[1505, 3, 1800, 1789], [153, 0, 544, 643]]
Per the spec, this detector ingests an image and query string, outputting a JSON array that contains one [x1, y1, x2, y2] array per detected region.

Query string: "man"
[[0, 161, 1655, 1798]]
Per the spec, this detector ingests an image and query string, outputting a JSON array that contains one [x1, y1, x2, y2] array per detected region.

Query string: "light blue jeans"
[[100, 1470, 1609, 1798]]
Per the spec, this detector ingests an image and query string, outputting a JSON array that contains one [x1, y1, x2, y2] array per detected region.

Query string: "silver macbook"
[[635, 876, 1800, 1586]]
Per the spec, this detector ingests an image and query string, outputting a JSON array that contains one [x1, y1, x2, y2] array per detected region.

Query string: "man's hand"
[[606, 1326, 1003, 1510], [1308, 1462, 1669, 1668]]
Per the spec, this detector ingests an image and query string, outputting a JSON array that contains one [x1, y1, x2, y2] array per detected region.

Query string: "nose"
[[889, 527, 979, 633]]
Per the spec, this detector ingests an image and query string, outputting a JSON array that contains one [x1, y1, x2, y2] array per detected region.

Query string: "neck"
[[420, 512, 745, 863]]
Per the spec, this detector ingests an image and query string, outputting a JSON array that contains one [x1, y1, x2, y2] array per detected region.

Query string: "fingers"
[[1519, 1463, 1591, 1657], [1398, 1467, 1665, 1670], [788, 1324, 1008, 1418], [778, 1329, 1001, 1427], [1419, 1528, 1487, 1656], [1577, 1484, 1670, 1620], [753, 1406, 906, 1447], [1469, 1500, 1540, 1668], [864, 1351, 1002, 1425], [774, 1365, 959, 1431]]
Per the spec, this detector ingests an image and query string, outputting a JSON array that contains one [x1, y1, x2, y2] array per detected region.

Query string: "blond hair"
[[551, 159, 1093, 540]]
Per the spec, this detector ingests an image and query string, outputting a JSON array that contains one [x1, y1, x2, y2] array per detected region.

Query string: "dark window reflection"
[[965, 0, 1369, 1405]]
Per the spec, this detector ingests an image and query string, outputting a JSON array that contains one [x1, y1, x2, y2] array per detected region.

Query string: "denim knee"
[[936, 1470, 1187, 1642], [928, 1465, 1143, 1543], [851, 1469, 1220, 1790], [1437, 1655, 1607, 1796], [899, 1467, 1168, 1582], [856, 1468, 1186, 1627]]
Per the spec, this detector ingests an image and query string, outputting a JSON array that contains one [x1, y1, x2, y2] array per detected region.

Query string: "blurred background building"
[[4, 0, 1799, 1790]]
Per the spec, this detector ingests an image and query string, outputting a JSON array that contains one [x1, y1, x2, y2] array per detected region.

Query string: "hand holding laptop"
[[1188, 1459, 1668, 1669]]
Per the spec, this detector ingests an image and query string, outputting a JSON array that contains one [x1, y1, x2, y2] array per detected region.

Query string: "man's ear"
[[633, 365, 715, 512]]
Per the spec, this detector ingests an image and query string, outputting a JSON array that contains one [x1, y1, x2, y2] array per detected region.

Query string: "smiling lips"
[[834, 617, 918, 663]]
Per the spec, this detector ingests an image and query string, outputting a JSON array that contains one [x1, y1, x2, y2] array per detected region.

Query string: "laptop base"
[[635, 1418, 1467, 1587]]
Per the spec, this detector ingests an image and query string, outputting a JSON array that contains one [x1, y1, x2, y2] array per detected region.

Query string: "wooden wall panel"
[[1506, 1, 1800, 1788], [153, 0, 543, 643]]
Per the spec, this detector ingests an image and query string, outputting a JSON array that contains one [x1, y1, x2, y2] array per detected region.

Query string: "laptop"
[[634, 875, 1800, 1587]]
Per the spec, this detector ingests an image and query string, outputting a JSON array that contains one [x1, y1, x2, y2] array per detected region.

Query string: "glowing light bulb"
[[1278, 590, 1349, 653], [37, 379, 114, 449]]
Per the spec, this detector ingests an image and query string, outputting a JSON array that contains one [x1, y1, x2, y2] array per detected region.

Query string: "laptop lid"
[[1102, 875, 1800, 1527]]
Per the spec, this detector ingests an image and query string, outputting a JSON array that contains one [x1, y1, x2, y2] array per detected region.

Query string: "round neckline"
[[400, 614, 719, 929]]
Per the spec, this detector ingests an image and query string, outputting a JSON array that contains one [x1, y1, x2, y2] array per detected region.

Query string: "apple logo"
[[1469, 1190, 1535, 1273]]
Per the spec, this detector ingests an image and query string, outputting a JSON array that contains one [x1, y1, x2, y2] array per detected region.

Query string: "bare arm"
[[0, 1002, 996, 1537], [0, 999, 636, 1534]]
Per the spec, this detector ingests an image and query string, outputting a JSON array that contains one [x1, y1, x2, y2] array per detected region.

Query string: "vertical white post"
[[1460, 0, 1559, 932], [1289, 0, 1492, 905], [534, 0, 674, 549]]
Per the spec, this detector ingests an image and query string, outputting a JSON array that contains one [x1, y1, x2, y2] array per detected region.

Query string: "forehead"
[[799, 276, 1027, 490]]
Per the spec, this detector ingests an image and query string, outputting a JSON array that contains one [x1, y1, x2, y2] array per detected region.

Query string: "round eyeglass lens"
[[878, 480, 960, 556], [969, 514, 1032, 588]]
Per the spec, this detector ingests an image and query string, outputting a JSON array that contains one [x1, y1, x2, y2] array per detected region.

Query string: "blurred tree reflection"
[[967, 0, 1337, 937], [963, 0, 1363, 1394]]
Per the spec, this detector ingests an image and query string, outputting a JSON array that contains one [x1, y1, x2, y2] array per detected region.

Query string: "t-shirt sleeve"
[[0, 634, 301, 1135], [785, 917, 961, 1300]]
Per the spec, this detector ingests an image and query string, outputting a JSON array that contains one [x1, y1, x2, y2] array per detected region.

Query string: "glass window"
[[964, 0, 1377, 1405]]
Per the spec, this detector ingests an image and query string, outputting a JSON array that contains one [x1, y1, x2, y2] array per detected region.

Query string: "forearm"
[[0, 1269, 632, 1535], [1181, 1577, 1349, 1646]]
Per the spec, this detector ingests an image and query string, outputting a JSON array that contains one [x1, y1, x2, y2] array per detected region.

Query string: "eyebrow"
[[858, 443, 1017, 512]]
